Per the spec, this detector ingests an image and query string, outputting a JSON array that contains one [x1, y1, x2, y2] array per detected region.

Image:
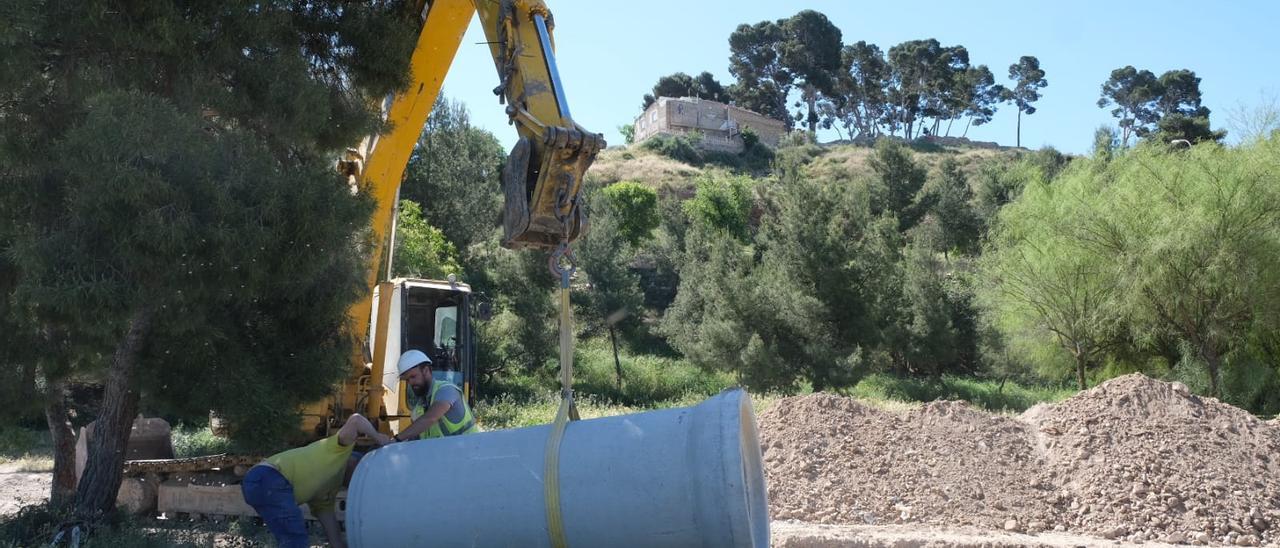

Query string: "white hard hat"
[[397, 350, 431, 377]]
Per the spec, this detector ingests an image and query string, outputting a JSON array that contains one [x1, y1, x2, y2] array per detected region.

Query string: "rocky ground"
[[760, 374, 1280, 547], [0, 462, 50, 517], [6, 374, 1277, 547]]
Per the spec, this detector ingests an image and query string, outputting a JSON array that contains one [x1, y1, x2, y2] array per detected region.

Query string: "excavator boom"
[[334, 0, 603, 429]]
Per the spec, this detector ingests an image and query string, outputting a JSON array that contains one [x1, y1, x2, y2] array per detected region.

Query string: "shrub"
[[641, 133, 704, 165]]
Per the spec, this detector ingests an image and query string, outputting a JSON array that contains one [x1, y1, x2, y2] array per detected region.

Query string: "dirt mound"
[[759, 374, 1280, 546], [1024, 374, 1280, 545], [760, 395, 1057, 531]]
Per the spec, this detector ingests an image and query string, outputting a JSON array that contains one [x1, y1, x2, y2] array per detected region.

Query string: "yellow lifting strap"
[[544, 243, 579, 548]]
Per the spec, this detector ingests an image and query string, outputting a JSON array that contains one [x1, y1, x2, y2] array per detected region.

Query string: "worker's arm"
[[394, 400, 452, 441], [338, 413, 390, 447], [317, 510, 347, 548]]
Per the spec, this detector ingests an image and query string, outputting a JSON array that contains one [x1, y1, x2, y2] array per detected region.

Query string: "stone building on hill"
[[633, 97, 787, 153]]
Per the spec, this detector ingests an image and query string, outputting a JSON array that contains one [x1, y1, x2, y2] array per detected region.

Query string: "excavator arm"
[[330, 0, 603, 429], [476, 0, 604, 249]]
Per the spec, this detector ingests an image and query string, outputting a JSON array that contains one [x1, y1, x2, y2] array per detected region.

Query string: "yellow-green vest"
[[410, 380, 475, 439]]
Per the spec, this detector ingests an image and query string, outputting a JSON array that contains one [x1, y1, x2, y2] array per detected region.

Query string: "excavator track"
[[123, 454, 261, 475], [120, 453, 349, 523]]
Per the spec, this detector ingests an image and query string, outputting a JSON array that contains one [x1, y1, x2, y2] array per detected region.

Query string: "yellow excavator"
[[316, 0, 603, 440], [106, 0, 604, 519]]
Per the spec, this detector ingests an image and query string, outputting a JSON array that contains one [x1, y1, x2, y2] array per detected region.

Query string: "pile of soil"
[[759, 374, 1280, 546]]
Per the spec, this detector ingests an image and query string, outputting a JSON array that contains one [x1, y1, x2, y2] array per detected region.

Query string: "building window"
[[650, 111, 657, 123]]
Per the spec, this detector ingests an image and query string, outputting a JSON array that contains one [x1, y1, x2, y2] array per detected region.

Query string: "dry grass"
[[0, 428, 53, 473], [0, 455, 54, 474], [587, 147, 704, 188], [807, 143, 1018, 185]]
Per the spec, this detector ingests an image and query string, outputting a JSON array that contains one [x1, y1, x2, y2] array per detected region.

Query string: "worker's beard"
[[411, 379, 430, 400]]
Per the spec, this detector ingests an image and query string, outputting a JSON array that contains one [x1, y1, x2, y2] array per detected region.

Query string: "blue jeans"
[[241, 465, 310, 548]]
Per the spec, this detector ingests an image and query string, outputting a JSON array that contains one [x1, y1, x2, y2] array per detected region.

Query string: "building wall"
[[633, 97, 786, 153]]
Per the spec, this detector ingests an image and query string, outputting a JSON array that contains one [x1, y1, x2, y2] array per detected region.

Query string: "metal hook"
[[548, 241, 576, 285]]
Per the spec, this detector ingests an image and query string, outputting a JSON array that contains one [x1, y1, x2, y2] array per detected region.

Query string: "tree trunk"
[[962, 117, 973, 138], [1016, 110, 1022, 148], [1074, 352, 1087, 390], [608, 325, 623, 392], [945, 117, 955, 137], [75, 306, 154, 521], [806, 85, 818, 134], [44, 378, 77, 507], [1201, 346, 1223, 398]]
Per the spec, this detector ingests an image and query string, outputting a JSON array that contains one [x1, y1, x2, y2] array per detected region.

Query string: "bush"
[[682, 173, 755, 241], [0, 427, 43, 458], [571, 337, 736, 406], [170, 424, 237, 458], [641, 133, 704, 165], [846, 373, 1074, 413]]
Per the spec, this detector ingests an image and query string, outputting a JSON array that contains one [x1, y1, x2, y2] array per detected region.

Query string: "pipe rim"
[[732, 389, 770, 547]]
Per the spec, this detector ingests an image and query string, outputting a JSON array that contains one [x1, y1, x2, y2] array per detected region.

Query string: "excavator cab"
[[369, 278, 478, 431]]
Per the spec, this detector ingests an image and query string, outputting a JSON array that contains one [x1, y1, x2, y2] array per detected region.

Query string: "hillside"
[[587, 138, 1036, 193]]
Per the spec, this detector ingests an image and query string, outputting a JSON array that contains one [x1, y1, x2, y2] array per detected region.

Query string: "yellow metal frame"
[[304, 0, 603, 437]]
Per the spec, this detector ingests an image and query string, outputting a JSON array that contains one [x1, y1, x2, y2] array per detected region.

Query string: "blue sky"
[[436, 0, 1277, 155]]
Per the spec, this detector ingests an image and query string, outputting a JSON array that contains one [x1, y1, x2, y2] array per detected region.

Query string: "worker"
[[241, 413, 390, 548], [392, 349, 475, 441]]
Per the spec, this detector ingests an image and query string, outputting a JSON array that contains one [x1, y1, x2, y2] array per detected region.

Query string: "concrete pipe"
[[345, 388, 768, 547]]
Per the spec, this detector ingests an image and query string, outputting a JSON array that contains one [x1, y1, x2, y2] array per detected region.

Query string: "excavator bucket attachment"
[[500, 127, 603, 250]]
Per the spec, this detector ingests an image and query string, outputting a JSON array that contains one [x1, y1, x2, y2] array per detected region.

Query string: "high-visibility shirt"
[[263, 435, 353, 513], [410, 379, 475, 439]]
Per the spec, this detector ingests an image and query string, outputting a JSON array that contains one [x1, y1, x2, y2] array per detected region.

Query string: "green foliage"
[[972, 155, 1038, 228], [2, 91, 375, 450], [1218, 358, 1280, 415], [897, 242, 980, 376], [401, 95, 505, 255], [476, 337, 738, 430], [600, 182, 660, 247], [983, 140, 1280, 400], [1092, 125, 1119, 160], [741, 127, 762, 150], [1101, 142, 1280, 396], [170, 425, 237, 459], [727, 20, 792, 124], [915, 158, 981, 256], [1024, 146, 1071, 181], [0, 0, 415, 466], [885, 39, 974, 139], [469, 242, 556, 380], [1099, 66, 1224, 146], [980, 160, 1124, 389], [664, 157, 905, 392], [1008, 56, 1048, 147], [619, 123, 635, 145], [1007, 56, 1048, 115], [682, 174, 755, 241], [847, 373, 1073, 413], [737, 127, 777, 173], [393, 200, 462, 279], [571, 337, 736, 406], [641, 133, 705, 165], [0, 427, 45, 459], [778, 10, 843, 132], [641, 72, 729, 110], [574, 191, 646, 382], [867, 139, 927, 229], [831, 41, 892, 139]]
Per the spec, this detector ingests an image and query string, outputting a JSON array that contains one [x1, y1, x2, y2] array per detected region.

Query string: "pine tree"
[[0, 0, 416, 521]]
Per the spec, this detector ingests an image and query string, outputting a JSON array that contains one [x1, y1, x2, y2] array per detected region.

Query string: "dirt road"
[[0, 464, 50, 516]]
